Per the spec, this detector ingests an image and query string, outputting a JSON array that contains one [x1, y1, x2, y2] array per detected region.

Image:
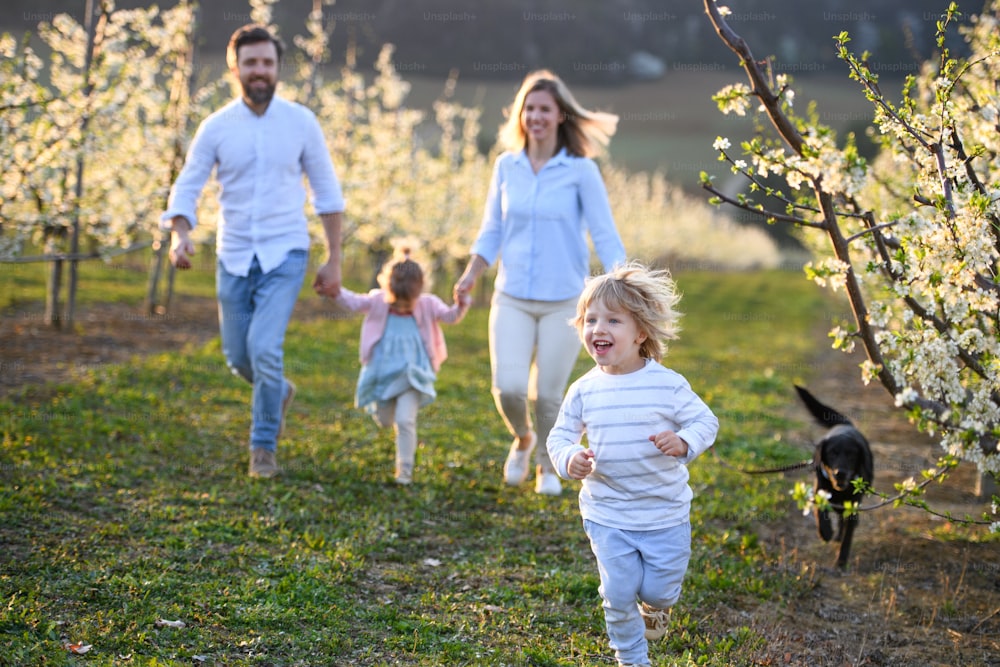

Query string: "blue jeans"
[[216, 251, 307, 452], [584, 519, 692, 667]]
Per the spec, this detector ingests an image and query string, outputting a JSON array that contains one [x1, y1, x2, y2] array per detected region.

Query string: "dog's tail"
[[794, 385, 852, 428]]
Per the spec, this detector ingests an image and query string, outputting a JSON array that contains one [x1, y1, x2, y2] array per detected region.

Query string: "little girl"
[[547, 261, 719, 667], [334, 247, 470, 484]]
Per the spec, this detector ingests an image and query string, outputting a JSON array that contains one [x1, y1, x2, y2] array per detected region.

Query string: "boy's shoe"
[[503, 431, 536, 485], [279, 379, 296, 438], [534, 468, 562, 495], [249, 448, 280, 478], [638, 602, 671, 640]]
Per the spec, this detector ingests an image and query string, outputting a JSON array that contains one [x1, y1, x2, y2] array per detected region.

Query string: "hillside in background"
[[3, 0, 986, 83], [1, 0, 980, 254]]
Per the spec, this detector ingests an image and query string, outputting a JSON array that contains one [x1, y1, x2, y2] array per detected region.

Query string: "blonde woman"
[[454, 69, 626, 495]]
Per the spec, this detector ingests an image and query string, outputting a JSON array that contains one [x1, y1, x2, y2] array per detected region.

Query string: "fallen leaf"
[[65, 642, 92, 654]]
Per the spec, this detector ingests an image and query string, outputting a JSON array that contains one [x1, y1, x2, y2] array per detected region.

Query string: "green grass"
[[0, 254, 217, 312], [1, 266, 837, 665]]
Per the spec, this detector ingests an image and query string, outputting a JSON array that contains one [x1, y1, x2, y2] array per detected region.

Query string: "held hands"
[[313, 259, 342, 298], [649, 431, 689, 458], [453, 277, 474, 308], [454, 255, 486, 306], [567, 449, 596, 480]]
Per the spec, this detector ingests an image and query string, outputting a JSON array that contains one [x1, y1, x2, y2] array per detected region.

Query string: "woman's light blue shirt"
[[470, 148, 626, 302], [161, 96, 345, 277]]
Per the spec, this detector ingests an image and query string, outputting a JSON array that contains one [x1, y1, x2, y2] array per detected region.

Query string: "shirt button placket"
[[529, 176, 540, 290], [252, 117, 264, 263]]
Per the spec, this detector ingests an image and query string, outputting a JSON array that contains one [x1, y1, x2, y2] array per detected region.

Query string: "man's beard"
[[243, 78, 276, 106]]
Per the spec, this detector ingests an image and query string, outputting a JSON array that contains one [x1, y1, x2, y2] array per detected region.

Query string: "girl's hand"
[[649, 431, 689, 458], [567, 449, 595, 479]]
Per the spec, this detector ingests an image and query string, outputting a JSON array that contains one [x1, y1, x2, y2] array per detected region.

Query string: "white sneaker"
[[639, 601, 670, 640], [395, 464, 413, 485], [503, 431, 535, 485], [534, 469, 562, 496]]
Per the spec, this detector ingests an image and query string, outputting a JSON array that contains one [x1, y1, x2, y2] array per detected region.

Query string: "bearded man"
[[161, 24, 346, 478]]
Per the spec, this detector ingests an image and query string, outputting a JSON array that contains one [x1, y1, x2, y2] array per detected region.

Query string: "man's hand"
[[168, 217, 195, 270], [315, 212, 343, 298], [313, 259, 342, 298]]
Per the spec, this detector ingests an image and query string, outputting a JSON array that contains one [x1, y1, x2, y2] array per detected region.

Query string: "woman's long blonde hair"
[[497, 69, 618, 158]]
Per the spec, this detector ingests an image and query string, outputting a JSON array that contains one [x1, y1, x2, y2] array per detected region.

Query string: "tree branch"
[[703, 0, 804, 154], [702, 182, 822, 228], [705, 0, 901, 397]]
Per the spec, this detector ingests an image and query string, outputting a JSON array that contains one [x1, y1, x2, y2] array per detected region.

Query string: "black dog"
[[795, 385, 874, 568]]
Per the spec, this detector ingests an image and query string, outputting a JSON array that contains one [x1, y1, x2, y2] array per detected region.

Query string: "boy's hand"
[[649, 431, 689, 458], [567, 449, 595, 479]]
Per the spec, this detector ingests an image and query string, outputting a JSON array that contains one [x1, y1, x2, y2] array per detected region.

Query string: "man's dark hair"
[[226, 24, 284, 69]]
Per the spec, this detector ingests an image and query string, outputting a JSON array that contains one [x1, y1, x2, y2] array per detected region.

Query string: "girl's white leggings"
[[375, 389, 422, 476]]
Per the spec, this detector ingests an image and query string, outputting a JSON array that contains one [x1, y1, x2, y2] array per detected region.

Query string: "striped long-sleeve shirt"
[[547, 359, 719, 531]]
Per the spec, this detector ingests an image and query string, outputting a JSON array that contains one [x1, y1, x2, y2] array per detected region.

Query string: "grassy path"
[[0, 270, 915, 665]]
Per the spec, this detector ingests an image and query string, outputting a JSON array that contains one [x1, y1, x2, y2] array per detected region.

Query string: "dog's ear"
[[859, 435, 874, 485], [813, 441, 825, 468]]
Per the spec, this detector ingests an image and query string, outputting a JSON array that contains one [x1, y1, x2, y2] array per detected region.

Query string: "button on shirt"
[[161, 96, 345, 276], [471, 149, 626, 302]]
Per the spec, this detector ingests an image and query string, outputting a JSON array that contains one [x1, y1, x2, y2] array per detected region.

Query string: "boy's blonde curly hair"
[[573, 261, 682, 362]]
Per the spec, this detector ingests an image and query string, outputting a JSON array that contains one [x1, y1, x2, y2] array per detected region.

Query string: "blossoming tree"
[[701, 0, 999, 529], [3, 0, 781, 327]]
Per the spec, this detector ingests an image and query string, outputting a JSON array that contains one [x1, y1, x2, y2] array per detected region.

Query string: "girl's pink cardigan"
[[333, 288, 469, 372]]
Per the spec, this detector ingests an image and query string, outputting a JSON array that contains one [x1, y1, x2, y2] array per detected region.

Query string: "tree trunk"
[[66, 0, 100, 328], [45, 249, 63, 329], [146, 0, 197, 315], [145, 231, 172, 314]]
